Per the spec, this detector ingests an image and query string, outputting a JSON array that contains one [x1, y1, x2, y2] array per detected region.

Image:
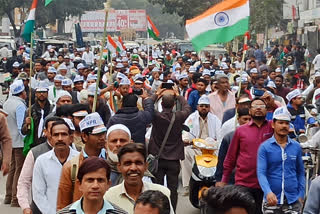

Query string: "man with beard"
[[32, 120, 79, 214], [46, 66, 57, 86], [257, 107, 305, 214], [105, 124, 132, 185], [181, 95, 221, 193], [57, 112, 108, 210], [217, 98, 274, 214], [22, 81, 54, 147], [104, 143, 173, 214], [178, 73, 189, 97], [48, 74, 64, 104], [274, 75, 290, 103]]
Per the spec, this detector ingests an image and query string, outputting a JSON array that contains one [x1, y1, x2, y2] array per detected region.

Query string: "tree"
[[0, 0, 105, 37]]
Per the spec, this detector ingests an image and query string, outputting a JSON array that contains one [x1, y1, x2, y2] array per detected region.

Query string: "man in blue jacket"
[[257, 106, 305, 213]]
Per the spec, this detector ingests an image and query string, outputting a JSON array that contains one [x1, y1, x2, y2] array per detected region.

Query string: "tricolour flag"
[[118, 36, 126, 51], [107, 35, 118, 54], [23, 117, 34, 156], [45, 0, 54, 6], [147, 16, 160, 41], [22, 0, 38, 42], [186, 0, 250, 52]]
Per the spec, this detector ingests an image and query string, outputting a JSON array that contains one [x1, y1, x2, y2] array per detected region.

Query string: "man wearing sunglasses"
[[217, 98, 274, 214], [181, 95, 221, 194]]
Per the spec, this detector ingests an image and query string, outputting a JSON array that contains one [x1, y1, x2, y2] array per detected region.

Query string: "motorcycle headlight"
[[198, 166, 216, 178]]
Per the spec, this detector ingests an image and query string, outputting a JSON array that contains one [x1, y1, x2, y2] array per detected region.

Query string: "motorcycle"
[[188, 137, 218, 212]]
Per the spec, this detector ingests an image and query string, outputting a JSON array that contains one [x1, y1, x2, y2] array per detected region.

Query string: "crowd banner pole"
[[28, 32, 34, 118], [147, 24, 150, 65], [93, 0, 111, 113], [235, 32, 249, 128]]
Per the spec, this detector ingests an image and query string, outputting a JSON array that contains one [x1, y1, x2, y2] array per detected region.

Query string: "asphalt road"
[[0, 173, 199, 214]]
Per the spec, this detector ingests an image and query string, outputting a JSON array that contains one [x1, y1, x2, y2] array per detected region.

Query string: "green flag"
[[45, 0, 54, 6], [23, 118, 34, 156]]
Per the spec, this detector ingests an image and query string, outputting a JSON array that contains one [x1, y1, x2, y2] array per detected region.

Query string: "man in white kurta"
[[181, 95, 221, 189]]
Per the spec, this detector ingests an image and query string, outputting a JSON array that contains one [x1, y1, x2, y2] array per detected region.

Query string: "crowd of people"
[[0, 41, 320, 214]]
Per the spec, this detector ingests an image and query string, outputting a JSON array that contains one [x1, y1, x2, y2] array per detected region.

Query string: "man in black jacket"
[[148, 89, 191, 211], [107, 92, 154, 144], [22, 82, 54, 148]]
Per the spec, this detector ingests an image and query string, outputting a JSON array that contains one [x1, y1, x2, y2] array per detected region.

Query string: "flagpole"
[[235, 32, 248, 128], [93, 0, 111, 113], [28, 32, 34, 118], [147, 21, 150, 65]]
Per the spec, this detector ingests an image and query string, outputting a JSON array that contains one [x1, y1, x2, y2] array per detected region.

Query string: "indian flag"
[[45, 0, 54, 6], [22, 0, 38, 42], [118, 36, 126, 51], [186, 0, 250, 52], [147, 16, 160, 41], [107, 35, 119, 53]]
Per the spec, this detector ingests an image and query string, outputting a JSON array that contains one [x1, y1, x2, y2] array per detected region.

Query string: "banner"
[[80, 9, 147, 33]]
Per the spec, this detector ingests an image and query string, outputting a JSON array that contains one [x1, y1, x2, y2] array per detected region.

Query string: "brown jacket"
[[56, 152, 85, 210], [148, 95, 191, 160], [0, 113, 12, 166]]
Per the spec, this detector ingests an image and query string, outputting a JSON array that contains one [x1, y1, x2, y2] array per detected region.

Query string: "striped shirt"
[[57, 198, 128, 214]]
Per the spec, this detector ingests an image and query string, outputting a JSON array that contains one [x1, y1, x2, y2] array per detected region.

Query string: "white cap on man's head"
[[198, 95, 210, 105], [106, 124, 131, 139], [12, 61, 20, 68], [273, 107, 291, 121], [48, 67, 57, 73], [36, 81, 49, 92], [62, 79, 72, 86], [286, 89, 301, 102], [54, 74, 64, 81], [250, 68, 258, 74], [79, 112, 106, 134], [119, 77, 130, 86], [10, 79, 24, 95]]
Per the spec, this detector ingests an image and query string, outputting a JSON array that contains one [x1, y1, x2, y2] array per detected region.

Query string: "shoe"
[[10, 200, 20, 207], [3, 197, 11, 204], [182, 187, 189, 196]]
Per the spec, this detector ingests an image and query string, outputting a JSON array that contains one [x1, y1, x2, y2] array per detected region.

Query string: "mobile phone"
[[133, 88, 143, 95], [161, 82, 174, 89], [253, 88, 265, 97]]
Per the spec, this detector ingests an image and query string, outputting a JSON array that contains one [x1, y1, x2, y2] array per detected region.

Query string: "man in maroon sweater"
[[216, 98, 273, 214]]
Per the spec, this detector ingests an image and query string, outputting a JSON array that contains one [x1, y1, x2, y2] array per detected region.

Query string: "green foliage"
[[249, 0, 284, 33], [0, 0, 105, 37]]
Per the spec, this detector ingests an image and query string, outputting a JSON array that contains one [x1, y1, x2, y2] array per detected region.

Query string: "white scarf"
[[187, 111, 220, 140]]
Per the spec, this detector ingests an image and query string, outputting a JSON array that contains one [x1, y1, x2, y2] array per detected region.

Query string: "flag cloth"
[[115, 41, 124, 52], [23, 117, 34, 156], [147, 16, 160, 41], [45, 0, 53, 6], [118, 36, 126, 51], [75, 23, 85, 48], [186, 0, 250, 52], [22, 0, 38, 42], [107, 35, 118, 54]]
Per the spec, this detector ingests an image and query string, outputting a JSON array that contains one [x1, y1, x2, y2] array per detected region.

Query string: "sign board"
[[80, 9, 147, 33], [283, 4, 299, 20]]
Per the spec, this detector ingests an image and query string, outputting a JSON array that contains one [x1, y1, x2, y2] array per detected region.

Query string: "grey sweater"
[[304, 176, 320, 214]]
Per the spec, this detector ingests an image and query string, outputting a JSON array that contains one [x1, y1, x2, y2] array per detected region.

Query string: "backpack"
[[69, 155, 80, 196]]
